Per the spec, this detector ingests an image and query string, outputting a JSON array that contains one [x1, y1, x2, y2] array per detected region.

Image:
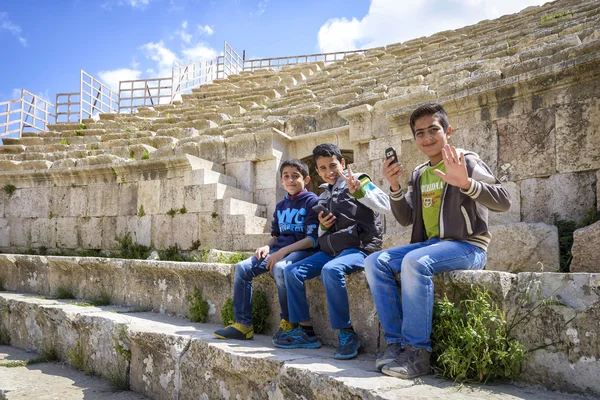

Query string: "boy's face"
[[315, 155, 346, 185], [413, 114, 452, 165], [280, 166, 310, 196]]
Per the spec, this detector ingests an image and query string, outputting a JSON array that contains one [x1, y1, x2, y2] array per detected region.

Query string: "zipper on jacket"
[[439, 183, 449, 239], [461, 206, 474, 235]]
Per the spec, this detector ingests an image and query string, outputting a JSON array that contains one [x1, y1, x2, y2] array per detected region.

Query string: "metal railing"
[[0, 90, 56, 138], [242, 49, 366, 72], [80, 70, 118, 120], [119, 77, 173, 114], [55, 92, 80, 123], [2, 42, 367, 134]]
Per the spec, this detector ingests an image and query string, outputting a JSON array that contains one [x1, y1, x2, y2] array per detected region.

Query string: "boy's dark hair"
[[409, 102, 450, 136], [280, 159, 310, 178], [312, 143, 343, 165]]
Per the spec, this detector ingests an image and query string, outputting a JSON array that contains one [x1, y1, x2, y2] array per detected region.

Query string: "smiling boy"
[[273, 144, 390, 359], [214, 159, 319, 342], [364, 102, 511, 379]]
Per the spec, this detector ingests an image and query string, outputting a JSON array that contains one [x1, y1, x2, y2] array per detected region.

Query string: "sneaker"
[[381, 344, 431, 379], [273, 326, 322, 349], [213, 323, 254, 340], [376, 343, 403, 371], [333, 330, 361, 359], [272, 319, 297, 343]]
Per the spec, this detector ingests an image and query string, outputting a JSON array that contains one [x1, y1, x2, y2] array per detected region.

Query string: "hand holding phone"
[[385, 147, 398, 164], [312, 204, 330, 217]]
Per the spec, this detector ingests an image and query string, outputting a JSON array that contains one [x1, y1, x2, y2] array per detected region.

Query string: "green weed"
[[58, 139, 70, 145], [74, 130, 84, 136], [179, 206, 187, 214], [68, 340, 85, 371], [137, 205, 146, 217], [216, 252, 246, 264], [0, 277, 5, 291], [167, 208, 178, 217], [158, 244, 186, 262], [141, 150, 150, 160], [186, 287, 210, 323], [115, 233, 152, 260], [540, 11, 571, 24], [54, 286, 76, 300], [432, 287, 524, 383], [251, 290, 269, 334], [78, 123, 87, 130], [129, 149, 135, 160], [221, 298, 235, 326], [3, 184, 16, 196]]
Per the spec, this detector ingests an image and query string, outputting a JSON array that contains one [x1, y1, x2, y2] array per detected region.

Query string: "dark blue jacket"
[[271, 189, 319, 249]]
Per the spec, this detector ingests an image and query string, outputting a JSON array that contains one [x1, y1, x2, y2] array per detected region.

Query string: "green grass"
[[540, 11, 571, 24], [221, 298, 235, 326], [137, 205, 146, 217], [58, 139, 70, 145], [141, 150, 150, 160], [68, 340, 85, 371], [186, 287, 210, 323], [216, 252, 246, 264]]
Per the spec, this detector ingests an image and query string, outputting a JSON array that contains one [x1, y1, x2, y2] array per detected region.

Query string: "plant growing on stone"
[[251, 290, 270, 334], [74, 130, 84, 136], [141, 150, 150, 160], [68, 340, 85, 371], [116, 233, 151, 260], [167, 208, 178, 217], [431, 287, 525, 383], [137, 205, 146, 217], [553, 209, 600, 272], [186, 287, 210, 323], [90, 289, 112, 306], [179, 206, 187, 214], [216, 252, 246, 264], [129, 149, 135, 160], [58, 139, 70, 145], [540, 11, 571, 24], [3, 184, 16, 196], [221, 298, 235, 326], [158, 244, 186, 262], [54, 286, 76, 300], [78, 123, 87, 130]]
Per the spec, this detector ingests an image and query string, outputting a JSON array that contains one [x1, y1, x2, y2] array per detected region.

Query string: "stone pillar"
[[338, 104, 374, 143]]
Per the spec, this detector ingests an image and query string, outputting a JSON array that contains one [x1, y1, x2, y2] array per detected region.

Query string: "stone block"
[[56, 217, 79, 249], [30, 218, 56, 249], [570, 221, 600, 273], [496, 109, 556, 180], [0, 218, 9, 248], [101, 217, 119, 250], [171, 213, 200, 251], [225, 133, 256, 163], [489, 181, 521, 225], [368, 134, 403, 162], [151, 215, 174, 249], [77, 217, 103, 249], [555, 98, 600, 173], [119, 183, 138, 216], [197, 136, 226, 164], [159, 178, 185, 214], [7, 188, 51, 218], [116, 215, 152, 247], [225, 161, 255, 193], [0, 193, 5, 218], [87, 184, 119, 217], [9, 217, 31, 248], [487, 223, 559, 273], [254, 187, 280, 228], [255, 159, 279, 190], [338, 104, 374, 143], [255, 129, 289, 161], [183, 186, 213, 213], [521, 172, 596, 224], [137, 180, 161, 215], [452, 122, 498, 176]]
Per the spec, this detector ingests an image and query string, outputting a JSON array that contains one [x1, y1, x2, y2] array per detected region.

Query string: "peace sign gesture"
[[433, 145, 472, 190], [338, 165, 362, 194]]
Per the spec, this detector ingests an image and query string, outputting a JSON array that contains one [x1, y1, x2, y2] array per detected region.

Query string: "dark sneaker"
[[273, 326, 322, 349], [382, 344, 431, 379], [376, 343, 403, 371], [272, 319, 297, 344], [333, 330, 361, 359], [213, 323, 254, 340]]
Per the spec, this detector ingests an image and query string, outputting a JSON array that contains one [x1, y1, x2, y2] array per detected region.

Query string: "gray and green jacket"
[[389, 151, 510, 251], [318, 172, 391, 256]]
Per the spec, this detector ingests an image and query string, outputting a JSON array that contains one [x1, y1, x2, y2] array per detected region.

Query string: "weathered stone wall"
[[1, 254, 598, 394]]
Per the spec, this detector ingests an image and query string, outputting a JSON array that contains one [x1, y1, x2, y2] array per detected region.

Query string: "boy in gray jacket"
[[273, 143, 390, 359], [364, 103, 510, 378]]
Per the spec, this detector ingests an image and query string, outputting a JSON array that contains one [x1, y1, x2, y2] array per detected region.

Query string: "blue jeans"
[[234, 248, 314, 326], [285, 248, 366, 329], [364, 238, 486, 352]]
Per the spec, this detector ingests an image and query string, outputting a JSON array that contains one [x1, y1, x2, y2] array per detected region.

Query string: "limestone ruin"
[[0, 0, 599, 398]]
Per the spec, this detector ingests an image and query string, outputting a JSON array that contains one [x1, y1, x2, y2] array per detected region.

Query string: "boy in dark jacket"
[[214, 159, 319, 342], [273, 144, 390, 359], [364, 102, 511, 378]]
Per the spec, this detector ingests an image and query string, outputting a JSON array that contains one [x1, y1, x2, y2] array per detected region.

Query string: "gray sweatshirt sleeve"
[[389, 172, 415, 226], [461, 156, 511, 212]]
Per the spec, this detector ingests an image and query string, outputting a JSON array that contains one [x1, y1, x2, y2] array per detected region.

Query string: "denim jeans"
[[234, 248, 314, 326], [285, 248, 366, 329], [364, 238, 486, 352]]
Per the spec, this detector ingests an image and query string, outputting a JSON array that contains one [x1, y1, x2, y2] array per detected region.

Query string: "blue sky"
[[1, 0, 547, 104]]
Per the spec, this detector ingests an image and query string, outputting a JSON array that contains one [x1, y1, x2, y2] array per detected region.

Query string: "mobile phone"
[[312, 204, 331, 217], [385, 147, 398, 164]]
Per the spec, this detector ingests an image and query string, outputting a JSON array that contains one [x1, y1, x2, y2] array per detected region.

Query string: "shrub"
[[187, 287, 210, 323], [116, 233, 152, 260], [216, 252, 246, 264], [251, 290, 269, 334], [431, 288, 525, 383], [3, 184, 16, 196], [221, 298, 235, 326], [158, 244, 186, 262]]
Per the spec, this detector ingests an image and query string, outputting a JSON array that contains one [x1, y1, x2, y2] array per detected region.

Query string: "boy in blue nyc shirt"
[[214, 159, 319, 342]]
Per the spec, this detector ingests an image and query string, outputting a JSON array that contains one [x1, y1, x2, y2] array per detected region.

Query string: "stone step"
[[0, 292, 589, 400], [216, 197, 267, 217]]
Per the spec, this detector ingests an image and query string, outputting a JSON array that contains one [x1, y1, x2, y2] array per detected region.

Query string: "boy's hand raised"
[[383, 157, 404, 192], [338, 165, 361, 194], [433, 145, 471, 190], [255, 245, 270, 260]]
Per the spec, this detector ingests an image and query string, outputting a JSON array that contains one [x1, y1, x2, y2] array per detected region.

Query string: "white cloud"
[[250, 0, 269, 18], [141, 41, 179, 77], [128, 0, 150, 8], [98, 68, 143, 91], [197, 24, 214, 36], [101, 0, 150, 10], [176, 21, 193, 43], [1, 12, 27, 47], [11, 88, 22, 99], [181, 43, 218, 62], [317, 0, 548, 53]]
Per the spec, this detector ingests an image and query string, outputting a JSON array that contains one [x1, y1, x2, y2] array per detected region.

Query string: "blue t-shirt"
[[271, 189, 319, 249]]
